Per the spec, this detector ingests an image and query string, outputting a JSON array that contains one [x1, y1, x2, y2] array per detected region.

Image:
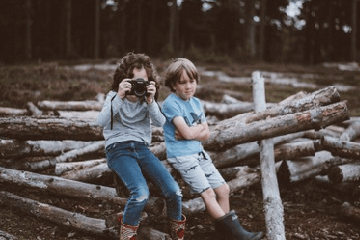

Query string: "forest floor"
[[1, 59, 360, 240]]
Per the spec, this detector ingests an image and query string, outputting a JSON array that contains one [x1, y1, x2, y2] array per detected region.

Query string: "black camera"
[[127, 78, 150, 97]]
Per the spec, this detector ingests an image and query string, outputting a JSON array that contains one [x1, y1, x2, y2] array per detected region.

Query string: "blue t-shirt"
[[162, 93, 207, 158]]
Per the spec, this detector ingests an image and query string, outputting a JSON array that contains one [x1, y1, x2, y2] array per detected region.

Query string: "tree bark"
[[0, 116, 103, 141], [0, 230, 18, 240], [24, 141, 105, 170], [322, 136, 360, 159], [328, 163, 360, 184], [340, 121, 360, 141], [55, 158, 106, 175], [0, 140, 94, 159], [252, 71, 286, 240], [244, 86, 341, 123], [278, 151, 357, 183], [0, 191, 117, 238], [204, 101, 349, 151], [38, 100, 103, 111], [0, 107, 28, 115]]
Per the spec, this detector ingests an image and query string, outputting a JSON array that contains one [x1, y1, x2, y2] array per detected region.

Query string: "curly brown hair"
[[111, 52, 161, 100]]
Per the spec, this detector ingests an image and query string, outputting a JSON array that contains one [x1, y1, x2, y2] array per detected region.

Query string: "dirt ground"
[[1, 179, 360, 240], [1, 60, 360, 239]]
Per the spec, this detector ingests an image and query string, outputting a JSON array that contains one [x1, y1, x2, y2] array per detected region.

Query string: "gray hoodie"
[[96, 91, 165, 147]]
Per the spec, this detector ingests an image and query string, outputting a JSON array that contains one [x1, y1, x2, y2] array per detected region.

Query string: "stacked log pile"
[[1, 83, 360, 239]]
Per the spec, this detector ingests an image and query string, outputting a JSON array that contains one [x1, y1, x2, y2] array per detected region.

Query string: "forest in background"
[[0, 0, 359, 65]]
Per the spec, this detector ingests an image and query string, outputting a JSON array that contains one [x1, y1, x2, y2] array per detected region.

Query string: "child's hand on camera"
[[118, 79, 131, 98], [146, 81, 156, 104]]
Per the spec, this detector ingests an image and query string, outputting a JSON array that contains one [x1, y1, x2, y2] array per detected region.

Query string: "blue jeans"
[[106, 141, 182, 226]]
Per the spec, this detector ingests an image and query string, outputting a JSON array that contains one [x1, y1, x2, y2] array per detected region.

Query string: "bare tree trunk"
[[351, 0, 357, 62], [94, 0, 100, 59], [252, 71, 286, 240], [66, 0, 72, 57], [169, 0, 177, 51], [245, 0, 256, 58], [136, 0, 143, 52], [259, 0, 266, 61], [25, 0, 32, 59]]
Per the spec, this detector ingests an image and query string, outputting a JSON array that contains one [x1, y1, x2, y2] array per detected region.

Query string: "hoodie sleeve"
[[96, 91, 124, 127], [148, 101, 166, 127]]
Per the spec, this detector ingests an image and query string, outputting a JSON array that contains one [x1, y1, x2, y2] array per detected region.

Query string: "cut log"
[[57, 110, 99, 121], [201, 100, 255, 118], [252, 71, 285, 240], [313, 175, 359, 196], [0, 116, 163, 142], [341, 202, 360, 222], [24, 141, 105, 170], [328, 163, 360, 183], [0, 140, 94, 159], [340, 121, 360, 141], [278, 151, 358, 183], [60, 163, 112, 185], [0, 230, 18, 240], [0, 167, 203, 216], [26, 102, 43, 116], [274, 140, 319, 161], [204, 101, 349, 151], [322, 136, 360, 159], [0, 116, 103, 141], [0, 191, 117, 238], [303, 128, 342, 139], [222, 94, 241, 104], [37, 100, 103, 111], [278, 91, 308, 106], [55, 158, 107, 175], [244, 86, 341, 123], [226, 166, 260, 195], [0, 107, 28, 115]]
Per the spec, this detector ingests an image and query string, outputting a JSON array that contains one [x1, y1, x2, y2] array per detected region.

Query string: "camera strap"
[[110, 94, 117, 130]]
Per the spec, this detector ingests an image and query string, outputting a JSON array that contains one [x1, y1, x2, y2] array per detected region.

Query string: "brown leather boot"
[[118, 215, 138, 240], [170, 214, 186, 240]]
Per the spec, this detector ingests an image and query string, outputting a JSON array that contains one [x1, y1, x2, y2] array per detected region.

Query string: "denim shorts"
[[167, 151, 226, 194]]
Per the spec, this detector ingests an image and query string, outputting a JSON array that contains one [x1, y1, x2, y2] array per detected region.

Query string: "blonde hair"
[[164, 58, 200, 92]]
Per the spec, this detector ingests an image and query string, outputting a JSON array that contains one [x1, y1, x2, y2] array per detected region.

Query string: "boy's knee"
[[216, 183, 230, 197], [201, 188, 217, 200]]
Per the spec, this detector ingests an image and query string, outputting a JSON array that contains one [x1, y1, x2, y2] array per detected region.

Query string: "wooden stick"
[[252, 71, 286, 240]]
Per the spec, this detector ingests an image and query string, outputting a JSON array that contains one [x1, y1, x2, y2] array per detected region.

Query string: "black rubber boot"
[[214, 210, 263, 240]]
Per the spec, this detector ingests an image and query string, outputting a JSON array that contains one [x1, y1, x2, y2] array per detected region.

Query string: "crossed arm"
[[172, 116, 210, 142]]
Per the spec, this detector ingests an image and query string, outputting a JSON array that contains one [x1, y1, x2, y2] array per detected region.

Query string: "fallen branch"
[[37, 100, 103, 111], [327, 163, 360, 184], [0, 191, 117, 238], [24, 141, 105, 170], [204, 101, 349, 151], [0, 140, 94, 159]]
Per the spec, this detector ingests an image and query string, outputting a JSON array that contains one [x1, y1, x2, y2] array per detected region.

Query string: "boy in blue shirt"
[[162, 58, 263, 240]]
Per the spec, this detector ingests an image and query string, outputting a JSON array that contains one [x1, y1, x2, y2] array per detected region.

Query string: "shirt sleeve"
[[162, 99, 182, 123]]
